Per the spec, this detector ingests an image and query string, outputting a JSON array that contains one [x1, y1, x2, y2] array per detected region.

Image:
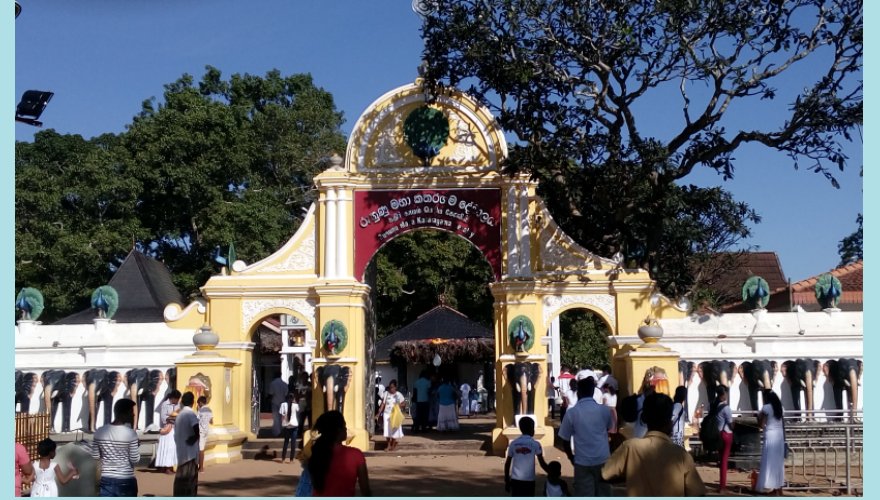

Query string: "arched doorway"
[[366, 228, 496, 433], [248, 313, 313, 435]]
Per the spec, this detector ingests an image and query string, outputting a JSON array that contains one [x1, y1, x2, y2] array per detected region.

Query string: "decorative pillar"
[[324, 189, 338, 278], [507, 186, 520, 277], [335, 187, 348, 278], [518, 185, 531, 277], [175, 325, 246, 465]]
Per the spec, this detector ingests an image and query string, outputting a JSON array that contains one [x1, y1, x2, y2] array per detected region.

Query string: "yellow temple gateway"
[[162, 79, 688, 459]]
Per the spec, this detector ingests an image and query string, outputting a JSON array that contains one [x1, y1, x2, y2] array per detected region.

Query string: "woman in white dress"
[[155, 390, 181, 473], [459, 382, 471, 417], [756, 390, 785, 495], [377, 380, 406, 452]]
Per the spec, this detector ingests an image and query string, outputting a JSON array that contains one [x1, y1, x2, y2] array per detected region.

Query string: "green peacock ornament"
[[91, 285, 119, 319], [742, 276, 770, 310], [321, 320, 348, 355], [16, 287, 45, 321], [403, 105, 449, 163], [815, 273, 842, 309]]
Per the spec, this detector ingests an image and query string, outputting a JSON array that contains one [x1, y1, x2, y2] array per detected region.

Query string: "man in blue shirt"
[[557, 377, 614, 496], [412, 370, 432, 433]]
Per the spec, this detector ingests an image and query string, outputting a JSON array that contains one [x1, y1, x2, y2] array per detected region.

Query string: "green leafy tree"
[[371, 230, 494, 338], [122, 66, 346, 296], [15, 67, 347, 320], [421, 0, 862, 298], [16, 131, 145, 321], [838, 213, 862, 265], [559, 309, 610, 371]]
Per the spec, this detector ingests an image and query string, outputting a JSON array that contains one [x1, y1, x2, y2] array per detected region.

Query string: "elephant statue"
[[504, 362, 542, 416], [142, 369, 165, 428], [42, 370, 79, 432], [15, 371, 38, 413], [740, 359, 777, 411], [84, 369, 121, 432], [699, 360, 736, 407], [678, 360, 695, 389], [824, 358, 861, 420], [124, 368, 151, 430], [782, 358, 820, 419], [316, 364, 351, 414]]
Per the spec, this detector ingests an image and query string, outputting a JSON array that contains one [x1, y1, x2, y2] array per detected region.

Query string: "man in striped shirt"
[[90, 399, 140, 496]]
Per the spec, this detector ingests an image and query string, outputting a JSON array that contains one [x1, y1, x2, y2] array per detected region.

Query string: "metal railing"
[[691, 409, 862, 495], [15, 412, 51, 459], [783, 411, 862, 495]]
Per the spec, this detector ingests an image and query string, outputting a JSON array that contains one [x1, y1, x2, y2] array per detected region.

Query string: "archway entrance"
[[366, 228, 495, 442], [165, 80, 687, 458], [248, 313, 313, 435]]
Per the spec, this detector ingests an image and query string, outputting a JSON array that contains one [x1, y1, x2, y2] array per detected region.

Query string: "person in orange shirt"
[[602, 392, 706, 496]]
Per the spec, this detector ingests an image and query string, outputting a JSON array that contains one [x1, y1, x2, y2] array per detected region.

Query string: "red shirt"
[[313, 444, 366, 497], [15, 443, 30, 497]]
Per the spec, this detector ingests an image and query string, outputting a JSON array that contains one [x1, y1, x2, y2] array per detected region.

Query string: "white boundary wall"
[[654, 308, 862, 420]]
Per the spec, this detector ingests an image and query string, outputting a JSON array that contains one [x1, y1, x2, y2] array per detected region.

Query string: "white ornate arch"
[[542, 294, 617, 331], [240, 298, 317, 334]]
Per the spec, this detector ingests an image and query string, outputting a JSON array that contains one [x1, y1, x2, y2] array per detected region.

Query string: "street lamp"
[[15, 1, 21, 18], [16, 90, 53, 127]]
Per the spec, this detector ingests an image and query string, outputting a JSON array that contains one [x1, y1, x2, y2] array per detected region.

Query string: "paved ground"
[[133, 415, 854, 497], [136, 452, 838, 497]]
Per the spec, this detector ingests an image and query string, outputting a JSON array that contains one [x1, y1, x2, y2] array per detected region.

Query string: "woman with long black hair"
[[671, 386, 688, 447], [756, 390, 785, 495], [308, 410, 372, 497], [713, 385, 734, 494]]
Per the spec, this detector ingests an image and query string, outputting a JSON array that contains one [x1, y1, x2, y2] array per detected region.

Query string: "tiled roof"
[[711, 251, 788, 298], [54, 249, 183, 324], [374, 305, 493, 361], [722, 260, 863, 313], [786, 260, 863, 311]]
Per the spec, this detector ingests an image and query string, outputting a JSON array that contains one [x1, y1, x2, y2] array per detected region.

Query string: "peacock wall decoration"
[[814, 273, 842, 309], [91, 285, 119, 319], [16, 287, 45, 321], [742, 276, 770, 310]]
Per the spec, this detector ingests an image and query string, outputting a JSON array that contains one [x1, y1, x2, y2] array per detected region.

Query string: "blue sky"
[[14, 1, 863, 284]]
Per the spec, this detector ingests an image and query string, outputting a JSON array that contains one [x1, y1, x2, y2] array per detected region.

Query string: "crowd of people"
[[14, 364, 788, 497], [529, 364, 787, 496], [15, 390, 213, 497]]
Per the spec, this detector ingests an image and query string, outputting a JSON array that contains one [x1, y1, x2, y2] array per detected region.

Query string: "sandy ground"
[[133, 451, 854, 497]]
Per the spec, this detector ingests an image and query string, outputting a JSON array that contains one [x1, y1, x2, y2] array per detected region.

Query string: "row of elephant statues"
[[15, 368, 177, 433], [676, 358, 862, 419]]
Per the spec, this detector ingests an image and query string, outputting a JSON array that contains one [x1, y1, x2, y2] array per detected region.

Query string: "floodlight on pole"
[[16, 90, 53, 127]]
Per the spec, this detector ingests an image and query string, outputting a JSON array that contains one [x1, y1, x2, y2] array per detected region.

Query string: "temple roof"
[[53, 249, 183, 324], [374, 305, 492, 362]]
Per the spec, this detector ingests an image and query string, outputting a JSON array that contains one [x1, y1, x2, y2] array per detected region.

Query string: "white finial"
[[412, 0, 436, 17], [327, 153, 344, 171]]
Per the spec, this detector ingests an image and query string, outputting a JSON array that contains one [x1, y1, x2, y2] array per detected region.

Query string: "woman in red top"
[[308, 410, 372, 497]]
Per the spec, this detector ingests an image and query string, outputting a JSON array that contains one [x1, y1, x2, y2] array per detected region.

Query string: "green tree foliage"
[[124, 66, 346, 294], [421, 0, 862, 299], [559, 309, 610, 371], [838, 213, 862, 265], [16, 131, 145, 320], [371, 230, 494, 338], [15, 67, 346, 321]]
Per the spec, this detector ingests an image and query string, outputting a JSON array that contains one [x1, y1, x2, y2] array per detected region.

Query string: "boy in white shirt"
[[504, 416, 550, 496]]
